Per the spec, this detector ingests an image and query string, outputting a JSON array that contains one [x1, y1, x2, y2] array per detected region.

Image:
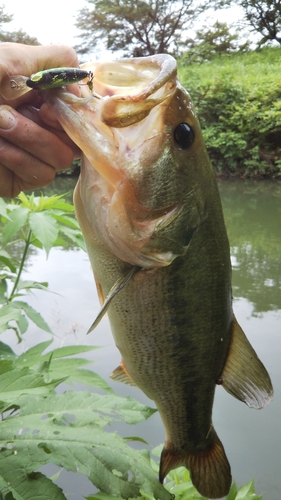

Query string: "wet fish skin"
[[43, 55, 273, 499]]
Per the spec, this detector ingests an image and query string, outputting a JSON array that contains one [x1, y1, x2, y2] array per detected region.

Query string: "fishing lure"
[[25, 67, 94, 91]]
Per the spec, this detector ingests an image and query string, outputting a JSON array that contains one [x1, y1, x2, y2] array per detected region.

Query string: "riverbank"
[[178, 47, 281, 178]]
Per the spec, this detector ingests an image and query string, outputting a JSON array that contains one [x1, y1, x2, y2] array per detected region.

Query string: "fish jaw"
[[43, 55, 207, 268]]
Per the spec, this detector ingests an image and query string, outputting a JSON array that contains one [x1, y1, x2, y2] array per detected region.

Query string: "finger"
[[0, 105, 74, 170], [0, 137, 58, 198], [0, 43, 79, 103], [0, 43, 79, 81], [18, 104, 81, 158]]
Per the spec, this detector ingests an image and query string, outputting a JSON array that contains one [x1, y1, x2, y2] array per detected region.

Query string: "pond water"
[[4, 177, 281, 499]]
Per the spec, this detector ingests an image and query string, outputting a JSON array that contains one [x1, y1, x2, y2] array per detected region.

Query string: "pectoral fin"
[[94, 275, 105, 306], [110, 360, 137, 387], [87, 266, 140, 334], [220, 316, 273, 408]]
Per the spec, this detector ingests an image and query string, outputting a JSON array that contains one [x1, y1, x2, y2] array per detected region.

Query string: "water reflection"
[[218, 180, 281, 314]]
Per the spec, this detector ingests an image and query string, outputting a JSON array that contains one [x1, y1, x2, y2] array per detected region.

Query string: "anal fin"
[[220, 316, 273, 408], [110, 360, 137, 387]]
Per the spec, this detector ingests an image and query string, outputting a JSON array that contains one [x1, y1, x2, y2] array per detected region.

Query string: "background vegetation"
[[179, 47, 281, 178]]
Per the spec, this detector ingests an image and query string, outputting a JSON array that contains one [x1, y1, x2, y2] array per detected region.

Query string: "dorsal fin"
[[220, 316, 273, 408], [87, 265, 140, 334]]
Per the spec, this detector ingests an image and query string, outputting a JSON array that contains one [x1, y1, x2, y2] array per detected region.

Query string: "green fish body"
[[43, 55, 273, 499]]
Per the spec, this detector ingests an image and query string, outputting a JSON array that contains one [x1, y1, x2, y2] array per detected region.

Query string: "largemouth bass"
[[43, 55, 273, 499]]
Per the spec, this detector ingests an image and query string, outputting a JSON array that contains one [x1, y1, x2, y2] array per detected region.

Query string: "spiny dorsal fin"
[[110, 360, 137, 387], [87, 265, 140, 334], [220, 316, 273, 408]]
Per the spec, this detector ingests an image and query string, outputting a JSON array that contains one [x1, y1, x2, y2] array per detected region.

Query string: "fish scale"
[[43, 54, 273, 499]]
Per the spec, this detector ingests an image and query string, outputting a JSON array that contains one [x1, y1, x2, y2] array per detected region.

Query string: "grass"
[[178, 46, 281, 89]]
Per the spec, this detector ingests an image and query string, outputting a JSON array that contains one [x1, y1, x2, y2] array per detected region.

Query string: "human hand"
[[0, 43, 81, 198]]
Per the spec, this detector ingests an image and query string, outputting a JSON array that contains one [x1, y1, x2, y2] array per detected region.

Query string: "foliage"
[[0, 193, 85, 342], [0, 4, 40, 45], [0, 28, 39, 45], [0, 339, 165, 500], [0, 5, 12, 26], [179, 47, 281, 177], [57, 158, 81, 177], [75, 0, 229, 58], [239, 0, 281, 46], [184, 21, 250, 63], [0, 338, 263, 500]]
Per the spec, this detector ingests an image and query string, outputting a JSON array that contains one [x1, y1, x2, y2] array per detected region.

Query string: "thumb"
[[0, 43, 79, 102]]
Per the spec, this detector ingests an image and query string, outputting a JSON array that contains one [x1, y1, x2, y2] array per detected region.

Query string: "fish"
[[42, 54, 273, 499]]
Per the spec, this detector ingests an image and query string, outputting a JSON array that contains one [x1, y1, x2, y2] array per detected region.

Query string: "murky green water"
[[5, 177, 281, 499]]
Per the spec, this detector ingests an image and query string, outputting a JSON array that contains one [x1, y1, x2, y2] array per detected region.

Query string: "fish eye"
[[173, 123, 194, 150]]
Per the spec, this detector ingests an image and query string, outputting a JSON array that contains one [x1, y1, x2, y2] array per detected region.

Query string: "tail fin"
[[159, 430, 231, 499]]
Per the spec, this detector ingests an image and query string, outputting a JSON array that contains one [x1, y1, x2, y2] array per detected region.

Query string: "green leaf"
[[17, 191, 34, 209], [86, 494, 125, 500], [57, 225, 86, 250], [44, 344, 99, 360], [51, 213, 81, 229], [0, 341, 16, 360], [0, 252, 17, 273], [16, 342, 114, 393], [226, 482, 239, 500], [51, 361, 115, 393], [0, 279, 7, 303], [16, 280, 49, 292], [0, 304, 22, 334], [11, 301, 52, 333], [236, 480, 255, 497], [0, 452, 66, 500], [15, 391, 155, 426], [16, 342, 95, 365], [0, 394, 171, 500], [2, 207, 29, 246], [16, 340, 53, 365], [235, 480, 262, 499], [29, 211, 59, 255], [16, 313, 28, 335], [123, 436, 149, 444], [0, 367, 63, 405]]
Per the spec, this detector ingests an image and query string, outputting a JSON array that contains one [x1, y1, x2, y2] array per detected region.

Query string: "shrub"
[[179, 48, 281, 177]]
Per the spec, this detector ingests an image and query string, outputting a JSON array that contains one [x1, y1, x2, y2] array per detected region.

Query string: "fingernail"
[[0, 108, 16, 129]]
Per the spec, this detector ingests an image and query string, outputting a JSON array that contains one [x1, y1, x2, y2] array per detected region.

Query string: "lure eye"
[[173, 123, 194, 150]]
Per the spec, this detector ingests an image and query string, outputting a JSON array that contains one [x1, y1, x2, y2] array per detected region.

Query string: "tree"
[[239, 0, 281, 45], [184, 21, 250, 63], [0, 4, 40, 45], [75, 0, 229, 57]]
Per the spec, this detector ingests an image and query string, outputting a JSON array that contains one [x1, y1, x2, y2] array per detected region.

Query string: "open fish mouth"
[[43, 55, 198, 268], [44, 54, 178, 174]]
